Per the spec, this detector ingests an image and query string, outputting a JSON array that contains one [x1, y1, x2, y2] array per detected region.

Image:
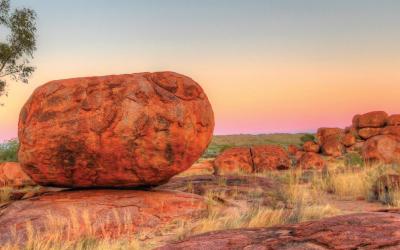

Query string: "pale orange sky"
[[1, 0, 400, 141]]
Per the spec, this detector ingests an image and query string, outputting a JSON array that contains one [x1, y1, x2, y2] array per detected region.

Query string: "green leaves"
[[0, 0, 36, 98]]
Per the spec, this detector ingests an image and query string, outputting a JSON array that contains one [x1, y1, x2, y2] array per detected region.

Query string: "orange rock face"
[[287, 144, 299, 155], [357, 111, 388, 128], [159, 212, 400, 250], [321, 137, 344, 157], [0, 189, 207, 245], [316, 127, 344, 145], [296, 152, 325, 170], [18, 72, 214, 188], [381, 126, 400, 138], [358, 127, 382, 139], [0, 162, 35, 187], [387, 114, 400, 126], [213, 147, 253, 175], [341, 133, 356, 146], [362, 135, 400, 164], [251, 145, 290, 171], [302, 141, 320, 153]]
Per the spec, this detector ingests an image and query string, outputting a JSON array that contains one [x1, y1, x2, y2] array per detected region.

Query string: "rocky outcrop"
[[18, 72, 214, 188], [387, 114, 400, 126], [296, 152, 325, 170], [213, 148, 253, 175], [159, 212, 400, 250], [0, 189, 206, 245], [287, 144, 299, 155], [0, 162, 35, 188], [251, 145, 290, 171], [359, 127, 382, 139], [341, 133, 356, 147]]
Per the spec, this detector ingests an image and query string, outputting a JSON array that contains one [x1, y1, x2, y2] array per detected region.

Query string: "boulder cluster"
[[0, 72, 214, 245], [295, 111, 400, 165]]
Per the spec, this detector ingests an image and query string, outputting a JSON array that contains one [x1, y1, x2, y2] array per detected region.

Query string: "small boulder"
[[287, 144, 299, 155], [357, 111, 388, 128], [302, 141, 320, 153], [342, 133, 356, 147], [359, 127, 382, 139], [295, 150, 306, 161], [386, 114, 400, 126], [0, 162, 35, 188], [213, 147, 253, 175], [251, 145, 290, 172], [316, 127, 344, 145], [362, 135, 400, 164], [321, 137, 345, 157], [297, 152, 325, 170]]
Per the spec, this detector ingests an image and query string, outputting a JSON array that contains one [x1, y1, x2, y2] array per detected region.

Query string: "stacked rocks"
[[0, 72, 215, 245]]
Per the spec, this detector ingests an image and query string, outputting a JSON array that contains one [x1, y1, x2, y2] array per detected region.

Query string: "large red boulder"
[[251, 145, 290, 171], [159, 212, 400, 250], [321, 137, 345, 157], [362, 135, 400, 164], [302, 141, 320, 153], [386, 114, 400, 126], [357, 111, 388, 128], [18, 72, 214, 188], [358, 127, 382, 139], [213, 147, 253, 175], [296, 152, 325, 170], [0, 162, 35, 188], [0, 189, 206, 246]]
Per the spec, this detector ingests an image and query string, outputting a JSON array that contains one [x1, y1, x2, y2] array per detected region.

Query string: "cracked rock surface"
[[0, 189, 207, 245], [159, 211, 400, 250], [18, 71, 214, 187]]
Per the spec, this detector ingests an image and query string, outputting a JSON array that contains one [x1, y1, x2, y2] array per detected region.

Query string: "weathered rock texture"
[[159, 212, 400, 250], [362, 135, 400, 164], [296, 152, 325, 170], [356, 111, 388, 128], [0, 189, 206, 245], [302, 141, 320, 153], [18, 72, 214, 187], [0, 162, 35, 188], [213, 148, 253, 175]]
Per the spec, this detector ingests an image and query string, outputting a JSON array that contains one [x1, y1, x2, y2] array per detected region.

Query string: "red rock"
[[213, 147, 253, 175], [381, 126, 400, 137], [295, 150, 305, 161], [287, 144, 299, 155], [352, 114, 360, 128], [0, 162, 35, 188], [18, 72, 214, 188], [362, 135, 400, 164], [0, 189, 207, 246], [357, 111, 388, 128], [321, 137, 344, 157], [316, 127, 344, 145], [358, 127, 382, 139], [386, 114, 400, 126], [346, 141, 364, 153], [296, 152, 325, 170], [159, 212, 400, 250], [341, 133, 356, 146], [178, 160, 215, 176], [302, 141, 320, 153], [251, 145, 290, 171]]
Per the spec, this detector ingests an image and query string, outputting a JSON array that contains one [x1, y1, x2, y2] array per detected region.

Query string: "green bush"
[[345, 152, 364, 167], [300, 134, 316, 143], [0, 139, 19, 162]]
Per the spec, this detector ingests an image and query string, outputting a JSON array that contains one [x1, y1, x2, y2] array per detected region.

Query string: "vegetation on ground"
[[0, 138, 18, 162]]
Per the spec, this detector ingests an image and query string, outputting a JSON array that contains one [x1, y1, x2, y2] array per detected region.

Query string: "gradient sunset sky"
[[1, 0, 400, 141]]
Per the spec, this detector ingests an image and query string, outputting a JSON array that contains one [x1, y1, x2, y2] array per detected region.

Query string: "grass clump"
[[0, 138, 19, 162]]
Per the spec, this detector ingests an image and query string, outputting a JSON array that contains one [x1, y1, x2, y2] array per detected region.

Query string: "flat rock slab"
[[159, 212, 400, 249], [0, 189, 207, 246]]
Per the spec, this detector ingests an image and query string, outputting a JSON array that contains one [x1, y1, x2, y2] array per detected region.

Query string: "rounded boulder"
[[18, 72, 214, 187]]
